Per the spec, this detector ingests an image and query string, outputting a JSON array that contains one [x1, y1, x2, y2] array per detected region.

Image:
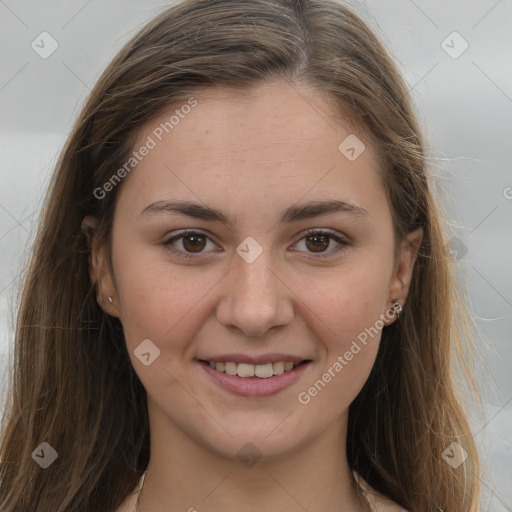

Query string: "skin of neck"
[[137, 399, 364, 512]]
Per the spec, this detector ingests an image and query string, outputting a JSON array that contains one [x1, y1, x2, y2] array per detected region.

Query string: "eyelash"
[[162, 229, 350, 260]]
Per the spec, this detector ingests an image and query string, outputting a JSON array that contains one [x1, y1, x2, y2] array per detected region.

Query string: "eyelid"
[[162, 229, 219, 259], [299, 227, 349, 243], [290, 228, 350, 259], [162, 228, 350, 259]]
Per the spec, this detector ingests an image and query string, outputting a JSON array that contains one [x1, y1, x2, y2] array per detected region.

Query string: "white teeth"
[[207, 360, 301, 378], [224, 362, 237, 375], [237, 363, 255, 378], [272, 361, 284, 375], [255, 363, 273, 379]]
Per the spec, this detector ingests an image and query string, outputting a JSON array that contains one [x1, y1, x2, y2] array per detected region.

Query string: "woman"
[[0, 0, 480, 510]]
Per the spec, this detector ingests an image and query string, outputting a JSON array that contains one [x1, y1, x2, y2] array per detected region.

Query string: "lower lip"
[[199, 361, 311, 397]]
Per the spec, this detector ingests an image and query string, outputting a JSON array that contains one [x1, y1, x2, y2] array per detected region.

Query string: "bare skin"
[[85, 80, 420, 512]]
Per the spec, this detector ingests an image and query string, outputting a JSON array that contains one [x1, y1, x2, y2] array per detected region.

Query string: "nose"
[[215, 247, 294, 338]]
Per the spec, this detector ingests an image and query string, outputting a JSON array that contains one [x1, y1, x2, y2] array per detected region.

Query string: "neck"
[[136, 408, 366, 512]]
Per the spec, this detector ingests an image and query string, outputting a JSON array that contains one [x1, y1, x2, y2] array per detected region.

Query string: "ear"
[[384, 227, 423, 325], [81, 215, 120, 318]]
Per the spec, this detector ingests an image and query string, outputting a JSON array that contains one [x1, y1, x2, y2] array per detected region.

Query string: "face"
[[88, 81, 420, 462]]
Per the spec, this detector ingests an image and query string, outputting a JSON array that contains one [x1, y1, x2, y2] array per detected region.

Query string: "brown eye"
[[305, 233, 330, 253], [163, 230, 217, 259], [292, 229, 350, 259], [181, 234, 207, 253]]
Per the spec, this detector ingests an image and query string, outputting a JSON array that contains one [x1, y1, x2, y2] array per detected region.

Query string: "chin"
[[195, 414, 320, 464]]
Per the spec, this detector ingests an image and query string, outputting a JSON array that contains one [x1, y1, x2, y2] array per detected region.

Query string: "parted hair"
[[0, 1, 480, 510]]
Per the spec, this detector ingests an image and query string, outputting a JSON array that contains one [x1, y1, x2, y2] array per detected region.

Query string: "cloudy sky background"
[[0, 0, 510, 509]]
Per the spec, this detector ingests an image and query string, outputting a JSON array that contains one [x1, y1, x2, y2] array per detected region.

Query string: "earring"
[[391, 301, 402, 318], [107, 296, 113, 304]]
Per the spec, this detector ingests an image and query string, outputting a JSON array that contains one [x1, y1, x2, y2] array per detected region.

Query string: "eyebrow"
[[139, 199, 368, 225]]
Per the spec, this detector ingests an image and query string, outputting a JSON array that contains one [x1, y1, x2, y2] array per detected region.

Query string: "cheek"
[[300, 261, 389, 401], [113, 254, 216, 402], [307, 261, 390, 343], [112, 242, 209, 357], [298, 307, 382, 415]]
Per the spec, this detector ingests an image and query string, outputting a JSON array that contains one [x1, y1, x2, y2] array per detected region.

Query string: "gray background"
[[0, 0, 510, 509]]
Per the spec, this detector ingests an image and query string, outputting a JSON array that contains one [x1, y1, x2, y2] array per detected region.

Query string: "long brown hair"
[[0, 0, 480, 510]]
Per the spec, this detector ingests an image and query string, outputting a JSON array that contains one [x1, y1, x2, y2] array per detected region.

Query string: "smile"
[[204, 360, 303, 378], [198, 359, 311, 397]]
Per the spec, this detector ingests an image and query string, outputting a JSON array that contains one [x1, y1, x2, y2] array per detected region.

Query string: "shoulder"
[[355, 472, 409, 512]]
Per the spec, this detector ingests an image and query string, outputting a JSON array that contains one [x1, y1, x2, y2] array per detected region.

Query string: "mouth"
[[199, 359, 308, 378], [197, 358, 312, 397]]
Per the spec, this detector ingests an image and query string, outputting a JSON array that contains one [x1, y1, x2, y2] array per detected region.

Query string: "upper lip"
[[198, 353, 309, 365]]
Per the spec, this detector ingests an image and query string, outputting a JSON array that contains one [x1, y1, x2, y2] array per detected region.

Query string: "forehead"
[[116, 81, 387, 224], [143, 81, 363, 156]]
